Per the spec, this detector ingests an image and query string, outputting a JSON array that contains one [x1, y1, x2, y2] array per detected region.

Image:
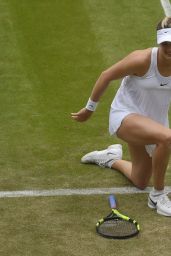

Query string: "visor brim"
[[157, 37, 171, 44]]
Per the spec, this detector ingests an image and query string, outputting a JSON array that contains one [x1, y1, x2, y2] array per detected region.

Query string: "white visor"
[[157, 28, 171, 44]]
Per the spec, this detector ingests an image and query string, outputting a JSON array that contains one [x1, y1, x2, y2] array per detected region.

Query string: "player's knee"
[[137, 184, 147, 190], [134, 181, 147, 190], [134, 177, 149, 190], [160, 133, 171, 149]]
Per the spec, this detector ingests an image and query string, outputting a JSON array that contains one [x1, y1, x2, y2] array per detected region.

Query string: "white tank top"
[[111, 47, 171, 127]]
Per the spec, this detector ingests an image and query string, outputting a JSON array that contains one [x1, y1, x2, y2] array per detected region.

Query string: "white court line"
[[0, 186, 171, 198]]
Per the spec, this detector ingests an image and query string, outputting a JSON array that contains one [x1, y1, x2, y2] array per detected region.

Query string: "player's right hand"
[[71, 108, 93, 122]]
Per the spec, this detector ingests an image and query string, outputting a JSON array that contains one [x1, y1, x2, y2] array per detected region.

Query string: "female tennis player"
[[71, 17, 171, 216]]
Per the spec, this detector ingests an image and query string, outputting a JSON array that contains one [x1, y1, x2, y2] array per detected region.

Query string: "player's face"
[[160, 42, 171, 59]]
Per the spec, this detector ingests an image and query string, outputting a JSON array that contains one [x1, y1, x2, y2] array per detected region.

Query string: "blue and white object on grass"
[[109, 194, 117, 209]]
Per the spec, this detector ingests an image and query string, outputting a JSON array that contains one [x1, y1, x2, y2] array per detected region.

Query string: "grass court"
[[0, 0, 171, 255]]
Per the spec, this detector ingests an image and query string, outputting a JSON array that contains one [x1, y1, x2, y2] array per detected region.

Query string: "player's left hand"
[[71, 108, 93, 122]]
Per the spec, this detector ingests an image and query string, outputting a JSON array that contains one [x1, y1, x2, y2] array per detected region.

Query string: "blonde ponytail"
[[157, 17, 171, 30]]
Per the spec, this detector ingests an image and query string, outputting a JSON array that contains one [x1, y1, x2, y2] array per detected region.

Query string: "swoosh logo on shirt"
[[160, 83, 168, 86]]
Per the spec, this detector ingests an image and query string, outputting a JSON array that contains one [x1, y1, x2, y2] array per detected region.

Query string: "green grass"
[[0, 0, 169, 190], [0, 0, 170, 255], [0, 195, 171, 256]]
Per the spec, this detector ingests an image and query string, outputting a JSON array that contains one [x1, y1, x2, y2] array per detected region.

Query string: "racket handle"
[[109, 194, 117, 209]]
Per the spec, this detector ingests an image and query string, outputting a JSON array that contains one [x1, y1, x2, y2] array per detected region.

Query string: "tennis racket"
[[96, 195, 140, 239]]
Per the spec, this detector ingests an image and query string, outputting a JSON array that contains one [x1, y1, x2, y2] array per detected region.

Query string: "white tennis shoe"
[[81, 144, 122, 168], [148, 192, 171, 216]]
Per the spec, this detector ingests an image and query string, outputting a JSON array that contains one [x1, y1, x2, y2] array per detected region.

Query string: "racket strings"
[[98, 218, 138, 238]]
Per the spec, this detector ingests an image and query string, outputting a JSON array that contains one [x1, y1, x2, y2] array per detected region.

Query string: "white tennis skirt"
[[109, 107, 156, 157]]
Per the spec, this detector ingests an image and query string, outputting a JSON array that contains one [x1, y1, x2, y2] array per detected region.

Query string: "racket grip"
[[109, 194, 116, 209]]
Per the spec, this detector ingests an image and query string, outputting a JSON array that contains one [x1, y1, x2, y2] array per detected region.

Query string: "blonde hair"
[[157, 17, 171, 30]]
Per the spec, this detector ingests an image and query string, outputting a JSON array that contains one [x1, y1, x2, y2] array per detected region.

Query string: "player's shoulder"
[[127, 48, 152, 64], [121, 48, 153, 76]]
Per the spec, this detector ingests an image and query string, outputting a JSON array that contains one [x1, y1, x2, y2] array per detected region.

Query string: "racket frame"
[[96, 196, 140, 239]]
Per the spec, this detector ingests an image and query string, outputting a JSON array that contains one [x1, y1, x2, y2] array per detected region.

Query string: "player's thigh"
[[116, 113, 171, 145], [128, 143, 152, 189]]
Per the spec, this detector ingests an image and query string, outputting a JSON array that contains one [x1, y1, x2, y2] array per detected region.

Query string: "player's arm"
[[89, 50, 149, 102], [71, 49, 150, 122]]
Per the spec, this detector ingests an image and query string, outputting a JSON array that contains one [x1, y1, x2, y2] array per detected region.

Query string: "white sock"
[[150, 188, 165, 197]]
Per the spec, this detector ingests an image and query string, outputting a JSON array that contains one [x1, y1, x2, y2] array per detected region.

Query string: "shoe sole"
[[157, 209, 171, 217], [148, 200, 171, 216], [148, 203, 171, 216], [148, 202, 156, 209]]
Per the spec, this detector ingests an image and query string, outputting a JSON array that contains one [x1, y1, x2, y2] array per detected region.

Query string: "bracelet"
[[85, 98, 99, 111]]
